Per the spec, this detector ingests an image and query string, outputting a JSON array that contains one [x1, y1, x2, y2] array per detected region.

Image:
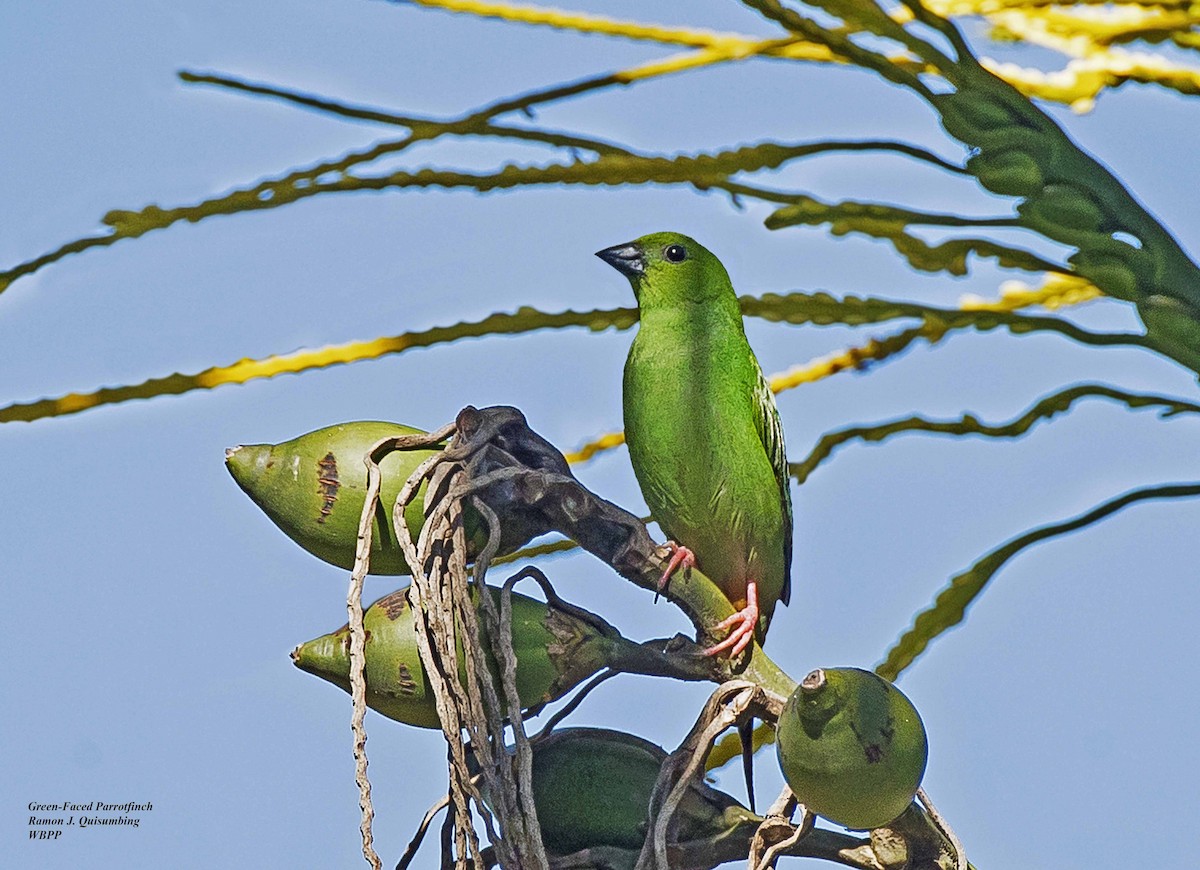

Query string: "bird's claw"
[[703, 609, 757, 657], [655, 541, 695, 602], [704, 578, 760, 658]]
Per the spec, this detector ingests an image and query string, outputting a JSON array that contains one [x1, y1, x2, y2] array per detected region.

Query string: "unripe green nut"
[[776, 668, 928, 830], [936, 92, 1055, 164], [1020, 184, 1106, 233], [967, 149, 1043, 198], [292, 585, 616, 729], [531, 728, 663, 853], [1070, 250, 1140, 301], [227, 421, 449, 574], [1138, 294, 1200, 370], [934, 93, 1016, 142], [500, 728, 759, 856]]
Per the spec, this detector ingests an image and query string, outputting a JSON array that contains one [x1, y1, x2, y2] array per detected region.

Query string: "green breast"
[[623, 309, 789, 624]]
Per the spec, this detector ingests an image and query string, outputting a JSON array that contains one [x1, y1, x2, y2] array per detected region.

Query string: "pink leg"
[[704, 578, 760, 657], [657, 541, 696, 597]]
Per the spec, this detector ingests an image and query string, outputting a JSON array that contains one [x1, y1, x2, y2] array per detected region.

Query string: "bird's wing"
[[752, 367, 793, 605]]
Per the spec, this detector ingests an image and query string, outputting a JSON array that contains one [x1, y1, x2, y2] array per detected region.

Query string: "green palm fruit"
[[1138, 294, 1200, 372], [292, 585, 620, 729], [494, 728, 761, 856], [934, 94, 1052, 161], [1019, 184, 1106, 233], [1070, 249, 1140, 301], [966, 148, 1043, 198], [775, 668, 927, 831], [934, 93, 1017, 142], [226, 421, 446, 575]]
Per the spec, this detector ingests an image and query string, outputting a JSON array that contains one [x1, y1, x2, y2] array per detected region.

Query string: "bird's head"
[[595, 231, 732, 308]]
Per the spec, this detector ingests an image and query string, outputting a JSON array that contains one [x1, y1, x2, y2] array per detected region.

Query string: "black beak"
[[595, 242, 645, 279]]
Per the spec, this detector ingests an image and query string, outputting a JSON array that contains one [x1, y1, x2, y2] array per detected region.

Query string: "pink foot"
[[656, 541, 696, 601], [704, 578, 760, 658]]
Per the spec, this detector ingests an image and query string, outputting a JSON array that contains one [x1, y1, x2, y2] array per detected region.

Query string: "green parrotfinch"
[[597, 231, 793, 656]]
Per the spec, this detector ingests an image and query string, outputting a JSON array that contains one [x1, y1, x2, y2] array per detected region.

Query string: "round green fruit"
[[1020, 183, 1106, 233], [531, 728, 664, 854], [1070, 250, 1140, 301], [934, 93, 1015, 142], [776, 667, 928, 830], [1138, 294, 1200, 371], [967, 148, 1043, 198], [493, 728, 759, 856]]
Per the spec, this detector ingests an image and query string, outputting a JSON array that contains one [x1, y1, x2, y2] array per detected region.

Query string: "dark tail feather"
[[738, 718, 756, 814]]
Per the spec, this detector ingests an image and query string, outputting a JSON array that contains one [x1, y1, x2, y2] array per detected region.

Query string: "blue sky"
[[4, 2, 1199, 867]]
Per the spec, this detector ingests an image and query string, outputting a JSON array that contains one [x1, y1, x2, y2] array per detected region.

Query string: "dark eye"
[[664, 244, 687, 263]]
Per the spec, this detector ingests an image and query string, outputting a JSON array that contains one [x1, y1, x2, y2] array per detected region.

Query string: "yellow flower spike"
[[922, 0, 1200, 107], [407, 0, 872, 71], [0, 306, 639, 424], [767, 336, 909, 394], [959, 274, 1103, 313], [407, 0, 757, 49], [614, 39, 834, 85], [564, 431, 626, 465]]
